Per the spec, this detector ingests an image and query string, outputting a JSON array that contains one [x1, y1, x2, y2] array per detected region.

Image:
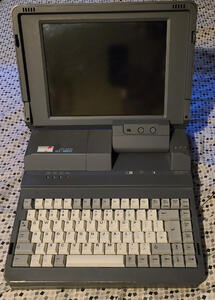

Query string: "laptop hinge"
[[24, 102, 32, 125]]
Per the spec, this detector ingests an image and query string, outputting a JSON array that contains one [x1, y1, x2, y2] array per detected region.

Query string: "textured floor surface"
[[0, 0, 215, 299]]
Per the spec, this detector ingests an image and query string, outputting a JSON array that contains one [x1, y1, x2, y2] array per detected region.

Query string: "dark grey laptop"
[[5, 1, 207, 288]]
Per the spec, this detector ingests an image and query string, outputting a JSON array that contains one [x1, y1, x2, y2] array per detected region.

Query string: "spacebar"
[[66, 255, 124, 267]]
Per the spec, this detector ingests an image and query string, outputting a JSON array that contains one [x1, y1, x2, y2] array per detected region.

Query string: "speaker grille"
[[22, 7, 36, 13]]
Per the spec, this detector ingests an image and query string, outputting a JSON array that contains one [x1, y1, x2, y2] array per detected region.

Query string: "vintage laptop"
[[5, 1, 207, 288]]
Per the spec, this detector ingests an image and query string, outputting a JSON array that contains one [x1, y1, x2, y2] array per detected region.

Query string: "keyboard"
[[13, 197, 197, 269]]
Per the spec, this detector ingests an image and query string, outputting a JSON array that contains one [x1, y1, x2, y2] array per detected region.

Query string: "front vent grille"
[[22, 7, 36, 13]]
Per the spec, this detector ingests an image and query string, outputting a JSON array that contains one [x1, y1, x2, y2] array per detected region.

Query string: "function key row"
[[23, 198, 190, 210]]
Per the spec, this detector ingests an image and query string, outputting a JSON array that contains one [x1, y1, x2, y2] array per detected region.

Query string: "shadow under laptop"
[[186, 46, 215, 279]]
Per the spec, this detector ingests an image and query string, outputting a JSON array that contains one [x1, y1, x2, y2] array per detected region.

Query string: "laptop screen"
[[41, 21, 167, 117]]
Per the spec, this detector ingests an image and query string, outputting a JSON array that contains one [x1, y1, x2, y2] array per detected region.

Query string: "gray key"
[[171, 243, 183, 255], [19, 220, 30, 232], [181, 221, 192, 232], [149, 255, 160, 267], [161, 255, 172, 267], [54, 255, 66, 267], [161, 199, 170, 209], [183, 232, 194, 243], [171, 199, 179, 209], [13, 255, 30, 267], [173, 255, 184, 267], [181, 210, 191, 221], [126, 255, 136, 267], [92, 199, 101, 209], [185, 255, 197, 267], [102, 198, 111, 209], [159, 210, 179, 221], [180, 198, 190, 209], [184, 243, 195, 254], [83, 199, 91, 209], [137, 255, 148, 267], [17, 231, 31, 243], [165, 221, 182, 243], [15, 243, 35, 255], [23, 198, 32, 209], [151, 199, 160, 209], [73, 199, 82, 209], [151, 243, 171, 255]]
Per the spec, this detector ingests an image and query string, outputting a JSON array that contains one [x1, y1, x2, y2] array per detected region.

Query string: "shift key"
[[15, 243, 35, 255], [165, 221, 182, 243]]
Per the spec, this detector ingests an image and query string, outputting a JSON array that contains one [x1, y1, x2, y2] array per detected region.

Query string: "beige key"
[[147, 210, 157, 221], [125, 210, 135, 221], [64, 220, 75, 232], [111, 232, 122, 243], [63, 198, 72, 209], [153, 220, 164, 232], [156, 232, 168, 243], [27, 210, 37, 221], [65, 232, 77, 243], [134, 232, 144, 243], [54, 232, 65, 243], [140, 243, 151, 255], [145, 232, 156, 243], [42, 255, 54, 267], [92, 210, 103, 221], [123, 232, 133, 243], [77, 232, 88, 243], [93, 243, 104, 255], [75, 220, 86, 232], [130, 198, 139, 209], [66, 255, 124, 267], [117, 243, 127, 255], [30, 254, 42, 267], [105, 243, 116, 254], [100, 232, 110, 243], [30, 220, 42, 232], [43, 232, 54, 243], [71, 209, 81, 220], [38, 210, 48, 221], [35, 243, 47, 255], [31, 231, 43, 243], [35, 199, 44, 209], [104, 210, 113, 221], [131, 220, 141, 232], [136, 210, 146, 220], [49, 210, 59, 220], [88, 232, 99, 243], [109, 220, 119, 232], [41, 220, 53, 232], [58, 243, 70, 254], [53, 220, 64, 232], [97, 220, 108, 232], [60, 210, 70, 221], [70, 243, 81, 254], [120, 220, 130, 232], [44, 198, 53, 209], [86, 220, 97, 232], [111, 198, 120, 209], [129, 243, 139, 255], [82, 210, 92, 221], [121, 198, 130, 209], [82, 243, 93, 254], [47, 243, 58, 255], [142, 220, 152, 231], [53, 198, 63, 209], [115, 210, 124, 221], [140, 198, 149, 209]]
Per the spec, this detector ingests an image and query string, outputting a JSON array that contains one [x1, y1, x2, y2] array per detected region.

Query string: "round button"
[[150, 127, 156, 134], [137, 127, 144, 134]]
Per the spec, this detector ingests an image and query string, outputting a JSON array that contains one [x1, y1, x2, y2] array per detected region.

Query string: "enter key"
[[165, 221, 182, 243]]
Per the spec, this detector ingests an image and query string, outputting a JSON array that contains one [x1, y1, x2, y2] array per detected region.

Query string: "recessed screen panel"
[[42, 21, 167, 117]]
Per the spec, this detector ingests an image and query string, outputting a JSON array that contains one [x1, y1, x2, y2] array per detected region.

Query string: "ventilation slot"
[[22, 7, 36, 13], [172, 4, 186, 9]]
